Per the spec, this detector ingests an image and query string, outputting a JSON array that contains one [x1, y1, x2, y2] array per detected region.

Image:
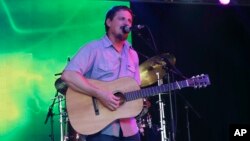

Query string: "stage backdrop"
[[0, 1, 129, 141], [131, 2, 250, 141]]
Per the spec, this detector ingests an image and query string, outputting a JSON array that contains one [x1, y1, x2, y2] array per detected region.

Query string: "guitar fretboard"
[[125, 80, 189, 101]]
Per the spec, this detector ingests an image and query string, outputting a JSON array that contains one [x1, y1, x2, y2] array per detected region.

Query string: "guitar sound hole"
[[114, 92, 126, 106]]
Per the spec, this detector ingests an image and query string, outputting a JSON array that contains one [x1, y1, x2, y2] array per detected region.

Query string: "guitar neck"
[[125, 79, 189, 101]]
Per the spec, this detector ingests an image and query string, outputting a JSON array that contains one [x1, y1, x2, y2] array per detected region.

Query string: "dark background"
[[130, 2, 250, 141]]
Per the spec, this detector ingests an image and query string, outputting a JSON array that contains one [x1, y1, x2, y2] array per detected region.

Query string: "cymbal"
[[55, 77, 68, 95], [139, 53, 176, 87]]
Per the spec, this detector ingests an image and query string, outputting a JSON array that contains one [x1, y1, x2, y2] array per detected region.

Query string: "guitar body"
[[66, 77, 143, 135]]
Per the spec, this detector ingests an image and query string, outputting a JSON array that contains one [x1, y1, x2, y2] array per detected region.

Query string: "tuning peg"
[[191, 76, 197, 89]]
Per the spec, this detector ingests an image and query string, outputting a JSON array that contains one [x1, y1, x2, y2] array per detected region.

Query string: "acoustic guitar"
[[66, 74, 210, 135]]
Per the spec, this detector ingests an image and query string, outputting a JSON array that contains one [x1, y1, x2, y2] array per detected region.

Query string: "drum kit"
[[47, 53, 176, 141]]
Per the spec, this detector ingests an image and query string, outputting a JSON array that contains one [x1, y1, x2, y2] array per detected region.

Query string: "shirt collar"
[[102, 35, 132, 50]]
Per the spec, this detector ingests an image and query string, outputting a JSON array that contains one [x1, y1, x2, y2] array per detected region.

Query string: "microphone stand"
[[179, 93, 202, 141], [185, 106, 191, 141], [164, 67, 176, 141], [133, 25, 159, 55], [178, 92, 201, 119], [44, 91, 59, 141], [162, 56, 202, 141]]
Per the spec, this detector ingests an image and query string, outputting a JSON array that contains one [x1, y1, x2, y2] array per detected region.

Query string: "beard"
[[116, 33, 128, 41]]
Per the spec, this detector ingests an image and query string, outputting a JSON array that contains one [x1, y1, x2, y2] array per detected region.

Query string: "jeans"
[[85, 132, 141, 141]]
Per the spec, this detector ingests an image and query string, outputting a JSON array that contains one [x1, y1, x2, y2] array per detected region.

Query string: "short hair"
[[104, 5, 133, 32]]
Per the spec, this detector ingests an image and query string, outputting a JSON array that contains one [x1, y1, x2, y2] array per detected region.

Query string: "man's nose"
[[124, 20, 131, 26]]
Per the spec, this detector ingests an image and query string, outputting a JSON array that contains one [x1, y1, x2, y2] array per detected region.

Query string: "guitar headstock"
[[188, 74, 211, 88]]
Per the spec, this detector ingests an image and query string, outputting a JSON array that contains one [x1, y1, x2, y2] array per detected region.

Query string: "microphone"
[[121, 25, 145, 33]]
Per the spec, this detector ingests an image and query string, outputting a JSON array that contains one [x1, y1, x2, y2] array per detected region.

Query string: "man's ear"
[[106, 19, 111, 28]]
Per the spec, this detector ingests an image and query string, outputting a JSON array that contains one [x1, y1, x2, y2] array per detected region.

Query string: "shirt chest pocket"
[[97, 61, 119, 71], [127, 64, 136, 73], [96, 50, 120, 72], [126, 64, 136, 77], [93, 58, 120, 79]]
